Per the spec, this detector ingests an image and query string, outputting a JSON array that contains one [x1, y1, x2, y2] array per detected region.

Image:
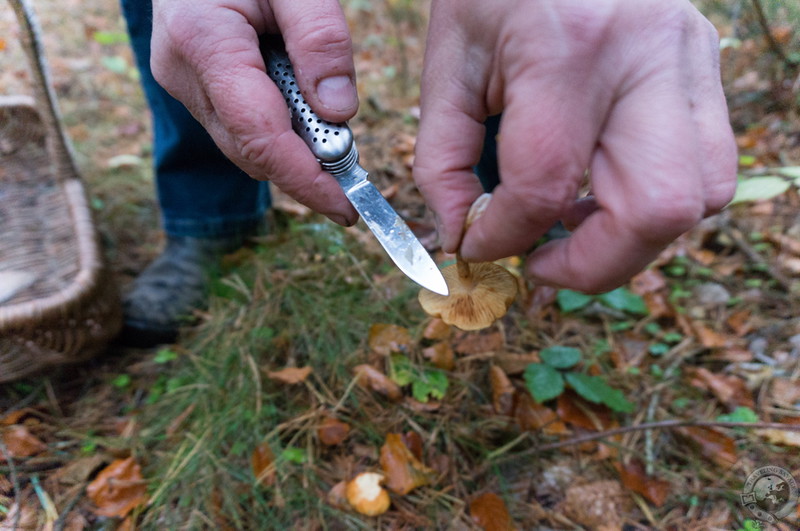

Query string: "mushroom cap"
[[418, 262, 518, 331], [345, 472, 391, 516]]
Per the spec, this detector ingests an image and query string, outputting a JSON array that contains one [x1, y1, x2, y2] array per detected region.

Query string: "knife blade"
[[262, 40, 449, 296]]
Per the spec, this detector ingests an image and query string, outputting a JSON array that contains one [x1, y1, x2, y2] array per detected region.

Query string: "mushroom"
[[345, 472, 391, 516], [418, 193, 518, 331]]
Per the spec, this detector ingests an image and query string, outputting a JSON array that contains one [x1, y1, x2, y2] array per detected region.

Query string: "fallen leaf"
[[489, 366, 515, 416], [86, 457, 148, 518], [675, 427, 737, 468], [266, 366, 312, 385], [251, 441, 276, 487], [630, 269, 667, 295], [401, 431, 424, 461], [368, 323, 413, 356], [685, 367, 755, 409], [379, 433, 435, 495], [422, 342, 455, 371], [423, 319, 451, 341], [317, 417, 351, 446], [559, 480, 630, 530], [556, 392, 616, 432], [692, 322, 730, 349], [756, 428, 800, 447], [327, 480, 349, 510], [641, 291, 675, 319], [514, 390, 567, 435], [453, 330, 504, 355], [616, 459, 671, 507], [1, 425, 47, 459], [770, 378, 800, 407], [726, 310, 753, 337], [493, 352, 541, 376], [353, 364, 403, 401], [469, 492, 515, 531]]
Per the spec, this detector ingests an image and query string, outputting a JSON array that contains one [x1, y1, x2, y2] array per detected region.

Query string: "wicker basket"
[[0, 0, 122, 382]]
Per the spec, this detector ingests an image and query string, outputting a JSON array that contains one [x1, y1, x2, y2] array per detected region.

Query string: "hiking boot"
[[119, 235, 247, 347]]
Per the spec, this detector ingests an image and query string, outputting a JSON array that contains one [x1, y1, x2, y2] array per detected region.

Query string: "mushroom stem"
[[456, 252, 471, 279]]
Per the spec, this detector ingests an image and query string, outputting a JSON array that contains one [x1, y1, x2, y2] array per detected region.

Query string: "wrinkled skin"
[[151, 0, 359, 226], [150, 0, 737, 293], [413, 0, 737, 293]]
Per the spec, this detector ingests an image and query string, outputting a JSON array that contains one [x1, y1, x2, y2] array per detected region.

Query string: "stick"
[[0, 438, 22, 531], [750, 0, 797, 68]]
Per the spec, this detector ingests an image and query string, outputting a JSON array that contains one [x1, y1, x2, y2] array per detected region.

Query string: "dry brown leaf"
[[401, 431, 424, 461], [251, 441, 276, 487], [770, 378, 800, 407], [756, 428, 800, 447], [675, 427, 737, 468], [493, 352, 541, 375], [86, 457, 148, 518], [422, 318, 451, 341], [489, 366, 515, 416], [1, 425, 47, 459], [266, 366, 313, 385], [514, 390, 567, 435], [726, 310, 753, 337], [453, 331, 504, 355], [317, 417, 351, 446], [327, 480, 349, 510], [685, 367, 754, 409], [353, 364, 403, 401], [692, 322, 731, 348], [616, 459, 671, 507], [556, 392, 616, 432], [422, 342, 455, 371], [469, 492, 515, 531], [559, 480, 629, 530], [368, 323, 413, 356], [642, 291, 675, 319], [379, 433, 435, 495], [630, 268, 667, 295]]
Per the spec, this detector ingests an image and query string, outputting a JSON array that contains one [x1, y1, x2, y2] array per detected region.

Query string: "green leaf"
[[597, 287, 648, 315], [101, 55, 129, 74], [556, 289, 593, 313], [778, 166, 800, 179], [389, 354, 415, 386], [281, 447, 307, 464], [540, 346, 582, 369], [411, 369, 449, 402], [648, 343, 670, 356], [111, 374, 131, 388], [154, 348, 178, 364], [92, 30, 129, 45], [731, 176, 790, 204], [523, 363, 564, 403], [717, 406, 759, 424], [564, 372, 634, 413]]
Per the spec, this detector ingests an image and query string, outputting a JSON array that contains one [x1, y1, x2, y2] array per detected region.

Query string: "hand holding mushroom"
[[419, 194, 518, 331], [413, 0, 737, 294]]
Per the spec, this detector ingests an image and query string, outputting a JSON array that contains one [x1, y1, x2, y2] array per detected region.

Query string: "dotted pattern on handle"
[[266, 53, 353, 163]]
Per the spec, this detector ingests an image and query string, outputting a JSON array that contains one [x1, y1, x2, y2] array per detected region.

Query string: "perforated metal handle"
[[263, 44, 356, 172]]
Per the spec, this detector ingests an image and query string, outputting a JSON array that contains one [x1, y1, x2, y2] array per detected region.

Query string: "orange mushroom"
[[418, 193, 518, 330], [345, 472, 391, 516]]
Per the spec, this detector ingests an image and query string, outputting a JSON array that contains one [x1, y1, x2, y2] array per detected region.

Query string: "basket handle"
[[8, 0, 81, 181]]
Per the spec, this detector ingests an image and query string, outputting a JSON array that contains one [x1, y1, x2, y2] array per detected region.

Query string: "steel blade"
[[339, 166, 448, 296]]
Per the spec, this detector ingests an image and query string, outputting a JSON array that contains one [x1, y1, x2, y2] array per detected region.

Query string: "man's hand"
[[151, 0, 359, 226], [413, 0, 737, 293]]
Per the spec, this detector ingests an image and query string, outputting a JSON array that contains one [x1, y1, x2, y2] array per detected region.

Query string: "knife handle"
[[262, 40, 357, 173]]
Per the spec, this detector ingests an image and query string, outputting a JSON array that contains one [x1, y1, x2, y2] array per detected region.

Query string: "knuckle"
[[290, 18, 352, 62], [628, 190, 704, 241]]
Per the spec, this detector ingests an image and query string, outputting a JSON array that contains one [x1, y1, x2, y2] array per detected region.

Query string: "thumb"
[[271, 0, 358, 122]]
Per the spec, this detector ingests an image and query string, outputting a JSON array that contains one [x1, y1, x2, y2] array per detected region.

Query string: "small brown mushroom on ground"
[[418, 193, 518, 330], [418, 261, 517, 331], [345, 472, 391, 516]]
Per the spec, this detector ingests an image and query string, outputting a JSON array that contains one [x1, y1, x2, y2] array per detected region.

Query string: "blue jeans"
[[120, 0, 270, 239]]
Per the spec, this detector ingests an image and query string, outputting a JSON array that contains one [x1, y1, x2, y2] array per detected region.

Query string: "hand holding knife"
[[262, 39, 449, 296]]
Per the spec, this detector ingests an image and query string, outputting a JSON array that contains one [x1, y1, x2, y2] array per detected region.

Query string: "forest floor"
[[2, 0, 800, 529]]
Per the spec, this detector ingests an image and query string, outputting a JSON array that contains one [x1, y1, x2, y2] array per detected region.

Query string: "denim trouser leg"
[[475, 114, 501, 193], [120, 0, 270, 239]]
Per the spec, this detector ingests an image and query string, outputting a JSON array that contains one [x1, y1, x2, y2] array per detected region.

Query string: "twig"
[[750, 0, 797, 69], [0, 438, 21, 531], [722, 221, 793, 292], [487, 419, 800, 467], [644, 392, 660, 476]]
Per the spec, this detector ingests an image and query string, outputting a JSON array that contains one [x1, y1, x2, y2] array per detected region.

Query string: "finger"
[[412, 27, 491, 253], [527, 79, 706, 293], [174, 18, 357, 224], [272, 0, 357, 121], [459, 81, 602, 262], [685, 12, 738, 213]]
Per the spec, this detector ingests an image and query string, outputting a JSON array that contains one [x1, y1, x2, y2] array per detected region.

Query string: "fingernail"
[[316, 75, 357, 112], [330, 212, 357, 227]]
